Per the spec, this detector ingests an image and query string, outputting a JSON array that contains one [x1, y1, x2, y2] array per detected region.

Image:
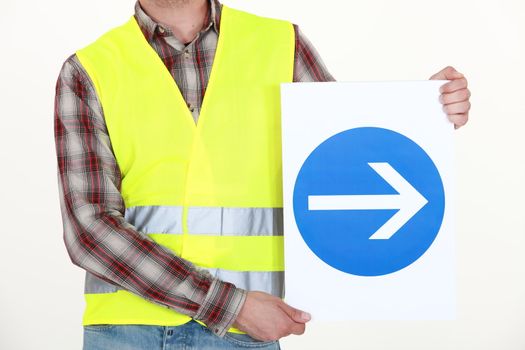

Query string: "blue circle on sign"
[[293, 127, 445, 276]]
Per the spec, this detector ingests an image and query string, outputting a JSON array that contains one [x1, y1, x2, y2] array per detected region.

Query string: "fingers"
[[439, 88, 470, 105], [429, 66, 464, 80], [443, 101, 471, 115], [440, 77, 468, 94], [278, 302, 311, 323], [276, 302, 310, 337], [446, 113, 468, 128], [265, 311, 307, 340], [443, 99, 470, 129], [431, 66, 471, 129]]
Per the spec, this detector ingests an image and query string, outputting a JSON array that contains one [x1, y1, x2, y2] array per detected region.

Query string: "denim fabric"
[[83, 320, 281, 350]]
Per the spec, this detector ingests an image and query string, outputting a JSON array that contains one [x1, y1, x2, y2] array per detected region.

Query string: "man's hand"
[[233, 291, 311, 341], [430, 66, 471, 129]]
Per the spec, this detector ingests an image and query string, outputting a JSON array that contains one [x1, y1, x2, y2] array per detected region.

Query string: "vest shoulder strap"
[[76, 6, 295, 100]]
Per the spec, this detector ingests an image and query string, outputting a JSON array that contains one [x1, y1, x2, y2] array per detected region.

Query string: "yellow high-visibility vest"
[[75, 5, 295, 333]]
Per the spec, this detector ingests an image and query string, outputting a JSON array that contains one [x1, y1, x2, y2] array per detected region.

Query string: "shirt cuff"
[[193, 277, 247, 338]]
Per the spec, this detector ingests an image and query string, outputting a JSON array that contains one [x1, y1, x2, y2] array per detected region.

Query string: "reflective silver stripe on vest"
[[85, 269, 284, 298], [85, 271, 120, 294], [187, 207, 283, 235], [124, 206, 283, 236], [87, 206, 284, 297], [124, 206, 184, 234], [206, 269, 284, 298]]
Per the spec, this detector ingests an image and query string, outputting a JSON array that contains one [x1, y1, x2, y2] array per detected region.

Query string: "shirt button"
[[158, 26, 165, 34], [188, 104, 195, 112], [183, 49, 190, 59]]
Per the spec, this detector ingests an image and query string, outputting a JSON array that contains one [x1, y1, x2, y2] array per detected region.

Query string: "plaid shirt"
[[53, 0, 335, 337]]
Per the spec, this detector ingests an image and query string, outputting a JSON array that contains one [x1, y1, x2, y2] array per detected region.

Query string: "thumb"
[[430, 66, 464, 80], [279, 302, 311, 323]]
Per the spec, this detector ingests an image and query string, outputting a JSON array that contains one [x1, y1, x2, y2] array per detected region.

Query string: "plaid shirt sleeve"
[[293, 24, 336, 83], [53, 54, 246, 337]]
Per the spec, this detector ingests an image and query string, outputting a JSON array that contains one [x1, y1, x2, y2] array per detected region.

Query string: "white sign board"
[[281, 81, 456, 320]]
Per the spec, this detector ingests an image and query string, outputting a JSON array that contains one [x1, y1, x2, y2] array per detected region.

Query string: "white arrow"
[[307, 162, 428, 240]]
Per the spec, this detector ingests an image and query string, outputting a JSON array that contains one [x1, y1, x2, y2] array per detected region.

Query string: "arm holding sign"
[[295, 31, 471, 129], [294, 30, 472, 130]]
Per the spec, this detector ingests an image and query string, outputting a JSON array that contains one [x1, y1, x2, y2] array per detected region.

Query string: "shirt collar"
[[134, 0, 222, 42]]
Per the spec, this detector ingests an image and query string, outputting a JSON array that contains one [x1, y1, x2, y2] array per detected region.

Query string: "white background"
[[0, 0, 524, 349]]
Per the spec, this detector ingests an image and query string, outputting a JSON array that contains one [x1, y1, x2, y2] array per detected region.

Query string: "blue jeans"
[[83, 320, 281, 350]]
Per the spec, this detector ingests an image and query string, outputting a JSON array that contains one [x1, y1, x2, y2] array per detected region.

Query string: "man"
[[53, 0, 471, 349]]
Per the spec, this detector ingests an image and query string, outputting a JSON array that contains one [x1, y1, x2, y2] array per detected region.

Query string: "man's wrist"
[[193, 277, 247, 337]]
